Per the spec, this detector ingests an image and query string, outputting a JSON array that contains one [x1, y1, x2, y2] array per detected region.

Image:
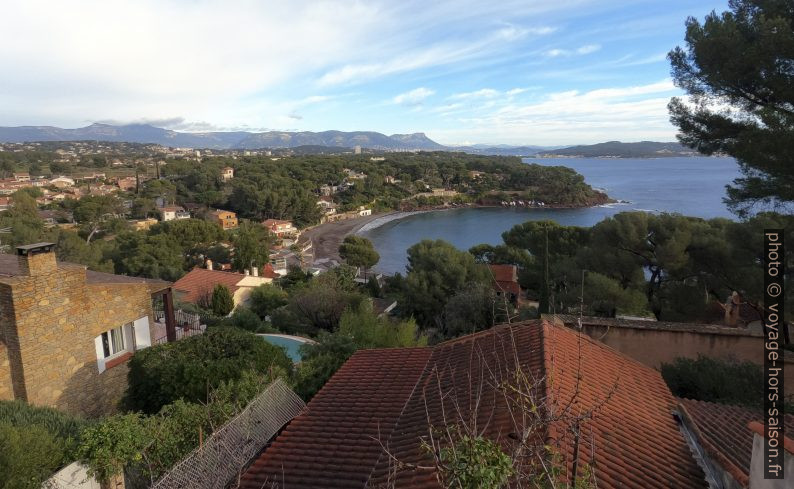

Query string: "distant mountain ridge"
[[0, 123, 446, 151], [0, 124, 698, 157], [538, 141, 697, 158]]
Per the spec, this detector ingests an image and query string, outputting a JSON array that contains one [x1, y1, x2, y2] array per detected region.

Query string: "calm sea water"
[[362, 156, 741, 275]]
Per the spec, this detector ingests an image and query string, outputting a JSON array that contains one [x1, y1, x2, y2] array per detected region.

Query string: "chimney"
[[244, 269, 250, 276], [251, 266, 258, 277], [205, 258, 213, 271], [16, 243, 57, 277], [747, 421, 793, 486]]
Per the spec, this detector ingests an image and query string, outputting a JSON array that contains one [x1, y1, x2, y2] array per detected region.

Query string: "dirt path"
[[299, 212, 393, 263]]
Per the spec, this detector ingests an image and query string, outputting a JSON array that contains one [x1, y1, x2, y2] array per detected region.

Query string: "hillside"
[[538, 141, 698, 158], [0, 124, 446, 151]]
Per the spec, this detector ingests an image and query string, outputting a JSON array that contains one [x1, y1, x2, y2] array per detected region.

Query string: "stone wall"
[[570, 321, 794, 398], [0, 254, 155, 417], [0, 343, 11, 401]]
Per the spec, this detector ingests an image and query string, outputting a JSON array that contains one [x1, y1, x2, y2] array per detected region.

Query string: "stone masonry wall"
[[0, 259, 155, 417], [0, 343, 11, 401]]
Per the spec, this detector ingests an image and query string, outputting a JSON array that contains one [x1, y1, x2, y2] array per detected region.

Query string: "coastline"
[[302, 201, 612, 264]]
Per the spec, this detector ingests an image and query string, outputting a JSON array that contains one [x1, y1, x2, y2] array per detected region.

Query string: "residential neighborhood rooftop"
[[677, 398, 794, 487], [240, 320, 708, 488]]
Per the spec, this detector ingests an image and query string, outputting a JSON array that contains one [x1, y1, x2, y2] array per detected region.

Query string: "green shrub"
[[210, 284, 234, 316], [80, 372, 275, 482], [437, 434, 514, 489], [124, 327, 292, 414], [249, 284, 288, 319], [661, 355, 765, 408], [0, 400, 88, 447], [0, 423, 67, 489]]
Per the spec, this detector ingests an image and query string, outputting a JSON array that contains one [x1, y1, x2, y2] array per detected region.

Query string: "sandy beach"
[[299, 212, 400, 263]]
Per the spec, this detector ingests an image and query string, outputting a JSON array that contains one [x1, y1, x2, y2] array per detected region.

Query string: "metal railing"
[[149, 378, 305, 489]]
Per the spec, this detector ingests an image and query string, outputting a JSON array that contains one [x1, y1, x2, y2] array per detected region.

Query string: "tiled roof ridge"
[[676, 400, 749, 487], [434, 320, 524, 347]]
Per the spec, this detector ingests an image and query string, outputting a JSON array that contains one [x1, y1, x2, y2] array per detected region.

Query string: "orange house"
[[210, 210, 238, 230]]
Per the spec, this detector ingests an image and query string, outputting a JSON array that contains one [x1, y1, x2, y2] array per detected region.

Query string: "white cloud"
[[577, 44, 601, 54], [449, 89, 500, 100], [429, 79, 681, 145], [545, 44, 601, 57], [393, 87, 436, 105], [317, 24, 545, 87], [545, 48, 571, 57], [506, 88, 529, 96]]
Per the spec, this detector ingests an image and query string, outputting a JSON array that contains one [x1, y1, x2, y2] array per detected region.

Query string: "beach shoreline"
[[300, 201, 612, 264]]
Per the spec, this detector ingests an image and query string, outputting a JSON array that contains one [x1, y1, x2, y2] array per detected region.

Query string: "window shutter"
[[133, 317, 151, 350], [94, 335, 106, 373]]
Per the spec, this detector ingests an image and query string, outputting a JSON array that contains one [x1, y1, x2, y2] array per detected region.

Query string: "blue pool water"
[[258, 334, 312, 363]]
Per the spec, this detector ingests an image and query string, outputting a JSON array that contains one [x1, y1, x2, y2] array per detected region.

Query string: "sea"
[[360, 156, 741, 275]]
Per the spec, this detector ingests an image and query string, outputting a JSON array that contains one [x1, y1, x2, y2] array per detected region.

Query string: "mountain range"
[[537, 141, 694, 158], [0, 123, 446, 151], [0, 123, 694, 157]]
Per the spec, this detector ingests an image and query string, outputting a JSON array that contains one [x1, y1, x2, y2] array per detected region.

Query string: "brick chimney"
[[16, 243, 57, 276]]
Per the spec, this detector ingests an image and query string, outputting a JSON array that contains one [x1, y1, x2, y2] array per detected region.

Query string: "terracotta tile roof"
[[678, 398, 794, 486], [172, 267, 244, 303], [239, 348, 433, 489], [240, 321, 708, 489], [489, 263, 517, 283], [261, 263, 280, 279]]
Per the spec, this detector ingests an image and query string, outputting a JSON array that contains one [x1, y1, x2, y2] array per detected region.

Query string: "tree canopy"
[[668, 0, 794, 215], [339, 235, 380, 271], [123, 327, 292, 414]]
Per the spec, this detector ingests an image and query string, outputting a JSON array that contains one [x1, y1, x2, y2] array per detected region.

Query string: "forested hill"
[[539, 141, 699, 158], [0, 123, 446, 151]]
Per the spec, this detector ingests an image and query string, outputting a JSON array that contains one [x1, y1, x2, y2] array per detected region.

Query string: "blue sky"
[[1, 0, 729, 145]]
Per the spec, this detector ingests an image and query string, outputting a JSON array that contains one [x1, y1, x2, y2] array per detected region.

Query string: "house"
[[129, 218, 158, 231], [221, 166, 234, 182], [37, 210, 59, 227], [158, 205, 190, 222], [316, 197, 337, 215], [343, 168, 367, 180], [172, 264, 273, 308], [239, 320, 710, 488], [358, 206, 372, 216], [269, 249, 292, 276], [263, 218, 298, 237], [116, 176, 137, 191], [209, 209, 238, 230], [0, 243, 175, 417], [49, 176, 75, 188], [12, 172, 30, 182], [383, 175, 401, 184], [0, 196, 10, 211], [489, 263, 521, 304]]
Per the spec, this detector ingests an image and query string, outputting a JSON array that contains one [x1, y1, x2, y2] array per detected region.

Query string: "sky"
[[0, 0, 730, 146]]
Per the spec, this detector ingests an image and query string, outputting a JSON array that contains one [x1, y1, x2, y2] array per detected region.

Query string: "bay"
[[362, 156, 741, 275]]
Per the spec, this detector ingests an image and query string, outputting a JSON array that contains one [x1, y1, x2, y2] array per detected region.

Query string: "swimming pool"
[[257, 334, 315, 363]]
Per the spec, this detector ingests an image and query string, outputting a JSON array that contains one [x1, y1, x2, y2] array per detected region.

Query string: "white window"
[[94, 317, 150, 373], [101, 324, 129, 358]]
